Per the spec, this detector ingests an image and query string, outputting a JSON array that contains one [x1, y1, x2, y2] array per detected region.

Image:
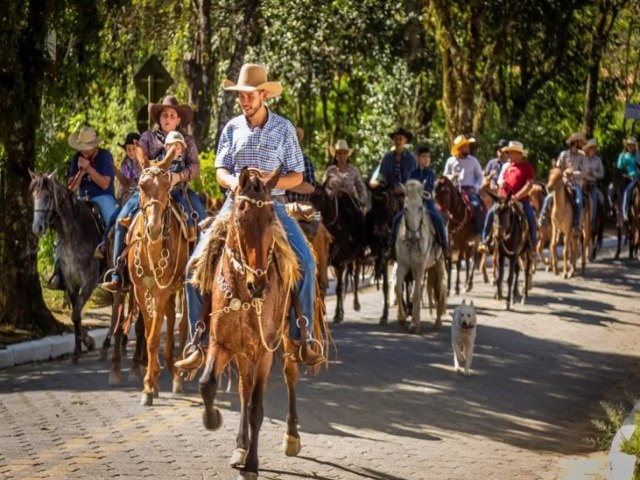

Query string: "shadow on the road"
[[261, 456, 409, 480]]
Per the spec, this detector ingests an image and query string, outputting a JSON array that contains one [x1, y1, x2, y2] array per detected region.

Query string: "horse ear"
[[265, 166, 282, 192], [29, 169, 36, 180], [238, 167, 251, 191], [137, 146, 150, 169], [505, 191, 513, 202], [47, 169, 58, 180], [155, 145, 176, 170], [487, 190, 501, 203]]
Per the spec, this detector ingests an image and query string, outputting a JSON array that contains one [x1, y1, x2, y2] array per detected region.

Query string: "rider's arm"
[[288, 181, 315, 194], [369, 162, 382, 188], [180, 136, 199, 182], [592, 157, 604, 180], [513, 180, 534, 201]]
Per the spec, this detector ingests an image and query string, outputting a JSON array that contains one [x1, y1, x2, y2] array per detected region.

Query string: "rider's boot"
[[174, 348, 204, 371], [477, 242, 489, 255], [285, 339, 326, 367]]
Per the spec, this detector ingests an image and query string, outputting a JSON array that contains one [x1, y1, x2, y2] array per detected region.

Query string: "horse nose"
[[247, 281, 264, 299], [32, 223, 44, 237]]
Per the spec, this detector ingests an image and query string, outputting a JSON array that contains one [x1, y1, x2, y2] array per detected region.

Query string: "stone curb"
[[608, 399, 640, 480]]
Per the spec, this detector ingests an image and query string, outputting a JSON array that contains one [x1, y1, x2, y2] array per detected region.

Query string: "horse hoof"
[[237, 472, 258, 480], [129, 368, 143, 383], [397, 318, 406, 326], [172, 377, 184, 394], [108, 371, 120, 386], [230, 448, 247, 468], [504, 303, 511, 311], [70, 355, 79, 365], [153, 385, 159, 398], [83, 335, 96, 351], [283, 433, 302, 457], [408, 325, 419, 335], [333, 317, 343, 324], [379, 317, 388, 325], [434, 320, 442, 330], [98, 350, 108, 361], [521, 297, 527, 305], [203, 407, 223, 431], [140, 392, 153, 406], [354, 303, 361, 312]]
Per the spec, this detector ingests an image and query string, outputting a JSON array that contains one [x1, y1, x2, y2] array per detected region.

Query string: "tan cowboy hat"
[[583, 138, 597, 151], [148, 95, 193, 126], [223, 63, 283, 98], [68, 126, 104, 150], [164, 130, 187, 149], [450, 134, 471, 156], [502, 140, 526, 155], [329, 139, 353, 158], [566, 132, 586, 146], [625, 136, 637, 145]]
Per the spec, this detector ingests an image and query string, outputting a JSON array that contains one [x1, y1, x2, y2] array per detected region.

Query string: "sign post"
[[133, 55, 173, 132]]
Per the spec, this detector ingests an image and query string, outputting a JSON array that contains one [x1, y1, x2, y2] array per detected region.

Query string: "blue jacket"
[[377, 150, 416, 189]]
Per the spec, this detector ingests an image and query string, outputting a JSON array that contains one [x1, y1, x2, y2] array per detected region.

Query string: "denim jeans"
[[110, 191, 140, 282], [171, 187, 206, 228], [623, 178, 638, 221], [588, 181, 598, 228], [185, 196, 316, 344], [91, 194, 118, 227], [540, 182, 583, 228]]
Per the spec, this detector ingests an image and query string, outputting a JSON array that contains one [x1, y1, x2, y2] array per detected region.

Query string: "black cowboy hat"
[[494, 139, 509, 150], [119, 132, 140, 150], [148, 95, 193, 126], [389, 126, 413, 143]]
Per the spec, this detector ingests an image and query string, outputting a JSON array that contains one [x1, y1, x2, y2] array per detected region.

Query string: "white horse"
[[395, 180, 447, 333]]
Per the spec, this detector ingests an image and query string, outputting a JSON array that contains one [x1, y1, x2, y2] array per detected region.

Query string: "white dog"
[[451, 299, 477, 376]]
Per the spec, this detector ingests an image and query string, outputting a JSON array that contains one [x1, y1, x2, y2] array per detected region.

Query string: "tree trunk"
[[583, 0, 624, 138], [0, 0, 64, 334], [214, 0, 261, 149], [184, 0, 216, 150]]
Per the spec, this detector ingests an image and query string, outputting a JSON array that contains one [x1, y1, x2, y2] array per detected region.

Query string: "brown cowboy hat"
[[148, 95, 193, 126], [566, 132, 586, 146], [389, 126, 413, 143], [328, 139, 353, 158], [223, 63, 283, 98], [68, 126, 104, 150]]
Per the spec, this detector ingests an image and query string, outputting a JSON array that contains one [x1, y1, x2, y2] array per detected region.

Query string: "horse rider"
[[582, 138, 604, 230], [618, 136, 640, 222], [175, 63, 325, 371], [540, 132, 587, 230], [484, 139, 509, 193], [479, 141, 537, 254], [48, 126, 117, 290], [95, 132, 141, 259], [443, 134, 485, 233], [285, 127, 317, 203], [389, 145, 450, 259], [369, 126, 416, 193], [100, 95, 206, 292], [323, 139, 368, 257]]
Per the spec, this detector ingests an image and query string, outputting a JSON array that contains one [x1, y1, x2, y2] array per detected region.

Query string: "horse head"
[[30, 170, 61, 237], [546, 167, 563, 193], [231, 166, 281, 298], [402, 180, 426, 242], [492, 192, 515, 242], [434, 176, 455, 216], [138, 166, 172, 242]]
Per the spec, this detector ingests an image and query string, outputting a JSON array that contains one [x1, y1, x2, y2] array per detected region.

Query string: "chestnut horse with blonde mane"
[[197, 167, 327, 480], [117, 152, 190, 405]]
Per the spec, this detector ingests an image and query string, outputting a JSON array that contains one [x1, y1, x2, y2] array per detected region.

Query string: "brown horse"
[[120, 163, 191, 405], [546, 168, 580, 278], [610, 168, 629, 259], [628, 181, 640, 258], [197, 167, 328, 480], [529, 182, 550, 267], [434, 176, 482, 295]]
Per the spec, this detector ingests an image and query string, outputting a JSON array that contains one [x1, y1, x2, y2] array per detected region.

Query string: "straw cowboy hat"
[[450, 134, 472, 156], [388, 126, 413, 143], [223, 63, 283, 98], [164, 130, 187, 149], [329, 139, 353, 158], [502, 140, 527, 155], [68, 126, 104, 151], [583, 139, 597, 151], [566, 132, 586, 146], [625, 136, 637, 145], [148, 95, 193, 126]]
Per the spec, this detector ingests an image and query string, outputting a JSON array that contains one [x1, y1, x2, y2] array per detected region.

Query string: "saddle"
[[82, 200, 107, 234], [285, 201, 321, 239]]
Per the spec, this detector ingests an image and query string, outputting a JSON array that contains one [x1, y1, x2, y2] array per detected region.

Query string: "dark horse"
[[629, 179, 640, 259], [30, 171, 100, 363], [434, 176, 483, 295], [198, 167, 327, 480], [489, 192, 531, 310], [366, 187, 403, 324], [310, 185, 362, 323]]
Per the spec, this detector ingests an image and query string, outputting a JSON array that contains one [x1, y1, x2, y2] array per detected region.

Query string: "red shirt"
[[501, 162, 535, 200]]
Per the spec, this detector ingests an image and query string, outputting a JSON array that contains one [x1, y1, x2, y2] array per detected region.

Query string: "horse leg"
[[231, 356, 253, 469], [395, 262, 407, 325], [455, 257, 461, 295], [109, 289, 126, 385], [282, 356, 301, 457], [140, 294, 166, 406], [240, 353, 273, 480], [379, 260, 389, 324], [165, 293, 184, 394], [495, 250, 505, 300], [99, 291, 118, 361], [465, 247, 476, 292], [199, 346, 229, 432], [68, 289, 90, 364], [176, 291, 189, 391], [352, 262, 361, 312], [130, 311, 145, 383], [334, 265, 344, 323], [505, 256, 515, 310], [522, 254, 530, 305], [409, 266, 423, 334]]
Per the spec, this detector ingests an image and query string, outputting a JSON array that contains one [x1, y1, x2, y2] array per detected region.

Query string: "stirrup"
[[179, 343, 205, 381]]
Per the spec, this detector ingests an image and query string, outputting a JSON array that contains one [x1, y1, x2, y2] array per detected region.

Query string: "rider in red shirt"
[[479, 141, 537, 252]]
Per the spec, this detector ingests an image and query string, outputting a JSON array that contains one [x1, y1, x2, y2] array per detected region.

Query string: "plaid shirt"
[[216, 109, 304, 196], [286, 154, 317, 202]]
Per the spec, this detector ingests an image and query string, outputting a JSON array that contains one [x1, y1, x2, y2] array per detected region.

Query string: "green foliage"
[[621, 412, 640, 480], [587, 400, 627, 451], [191, 150, 223, 200]]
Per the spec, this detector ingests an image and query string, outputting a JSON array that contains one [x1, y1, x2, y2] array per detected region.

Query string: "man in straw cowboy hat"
[[369, 126, 417, 192], [479, 141, 537, 254], [540, 132, 587, 230], [176, 63, 324, 371], [48, 126, 117, 290], [484, 139, 509, 193], [582, 138, 604, 229], [443, 134, 485, 233], [618, 136, 640, 222]]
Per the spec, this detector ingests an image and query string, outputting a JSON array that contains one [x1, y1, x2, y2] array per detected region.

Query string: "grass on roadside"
[[621, 412, 640, 480], [586, 400, 628, 451]]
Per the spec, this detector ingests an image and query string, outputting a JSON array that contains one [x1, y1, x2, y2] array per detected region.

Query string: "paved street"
[[1, 254, 640, 480]]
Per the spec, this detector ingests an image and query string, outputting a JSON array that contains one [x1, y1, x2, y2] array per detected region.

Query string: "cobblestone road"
[[1, 255, 640, 480]]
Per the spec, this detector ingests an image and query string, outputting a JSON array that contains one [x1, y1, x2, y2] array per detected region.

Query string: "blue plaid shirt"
[[215, 109, 304, 196], [286, 154, 317, 202]]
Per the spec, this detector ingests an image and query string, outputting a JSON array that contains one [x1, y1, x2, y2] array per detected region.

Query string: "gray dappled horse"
[[30, 171, 101, 363]]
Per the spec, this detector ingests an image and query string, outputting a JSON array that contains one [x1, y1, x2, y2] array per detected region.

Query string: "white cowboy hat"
[[223, 64, 283, 98], [625, 136, 637, 145], [68, 126, 104, 150], [502, 140, 526, 155], [164, 130, 187, 149], [450, 134, 471, 156], [583, 138, 597, 151], [329, 139, 353, 158], [566, 132, 586, 146]]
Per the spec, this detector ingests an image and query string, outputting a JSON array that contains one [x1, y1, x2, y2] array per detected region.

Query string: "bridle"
[[32, 179, 73, 226]]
